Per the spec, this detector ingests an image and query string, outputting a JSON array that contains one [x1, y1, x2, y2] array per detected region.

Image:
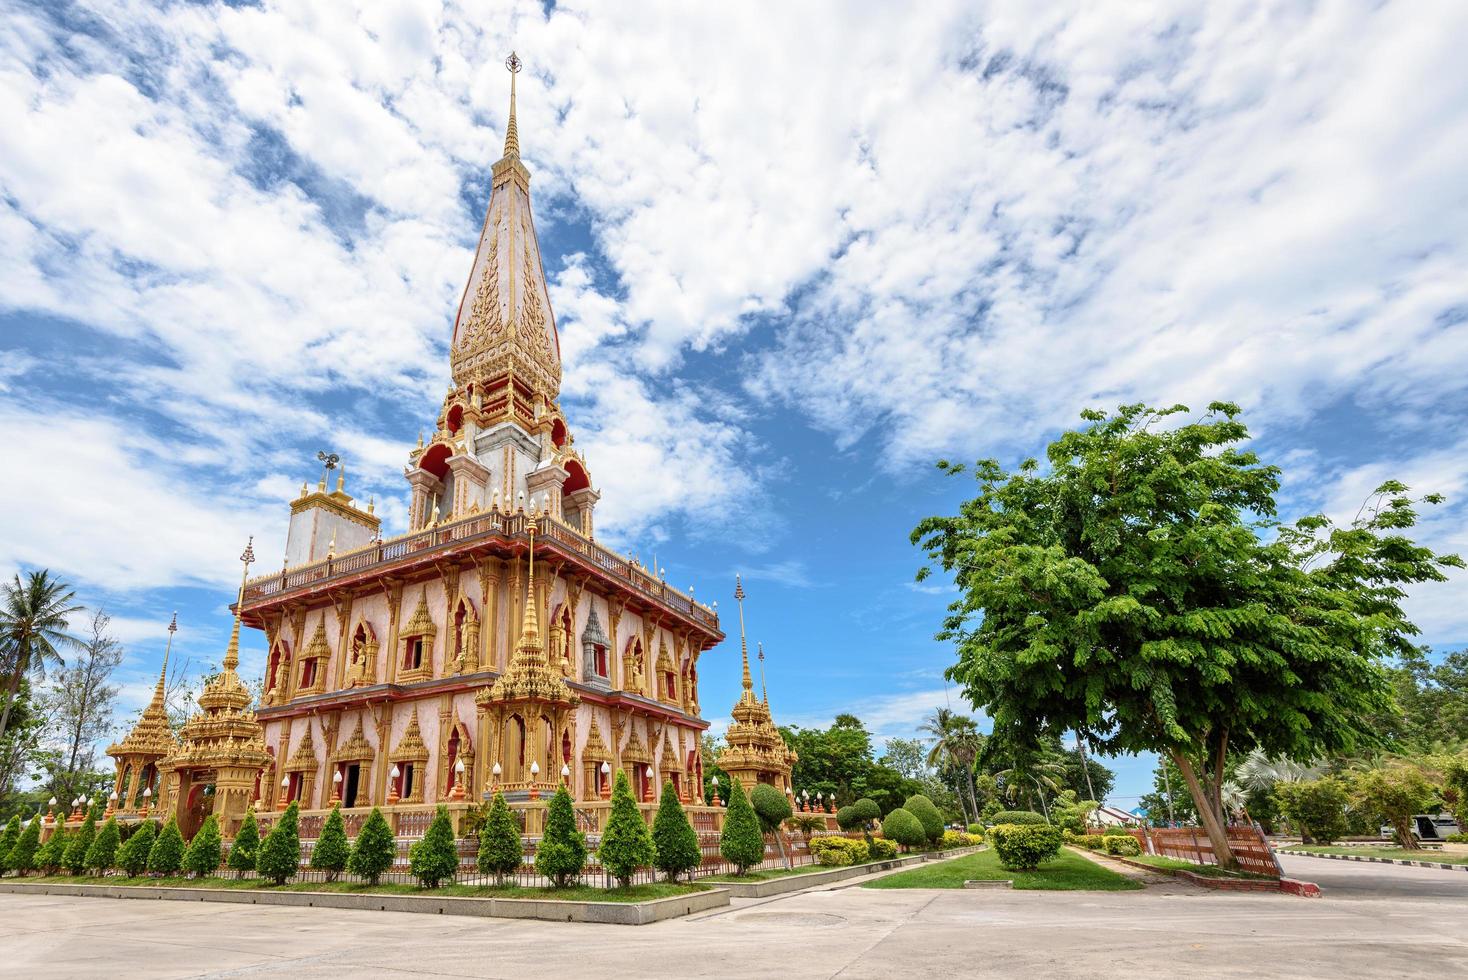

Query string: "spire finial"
[[758, 641, 768, 706], [503, 52, 521, 159], [152, 612, 178, 702], [225, 537, 254, 673], [516, 515, 542, 657], [735, 575, 752, 692]]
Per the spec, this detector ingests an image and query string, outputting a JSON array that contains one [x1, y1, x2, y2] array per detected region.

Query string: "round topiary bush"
[[989, 823, 1063, 871], [1102, 834, 1141, 857], [903, 795, 944, 846], [881, 808, 926, 852], [991, 810, 1048, 826]]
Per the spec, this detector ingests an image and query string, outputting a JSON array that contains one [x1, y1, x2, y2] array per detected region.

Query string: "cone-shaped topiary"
[[117, 821, 155, 876], [903, 794, 944, 846], [256, 800, 300, 885], [349, 807, 396, 885], [8, 816, 43, 875], [148, 816, 185, 875], [0, 814, 21, 873], [719, 780, 765, 875], [228, 809, 259, 877], [881, 807, 925, 852], [535, 785, 587, 888], [65, 808, 98, 875], [652, 780, 700, 883], [183, 814, 222, 878], [86, 817, 121, 873], [310, 805, 349, 882], [598, 769, 655, 887], [36, 824, 67, 875], [476, 791, 523, 886], [750, 783, 794, 869], [409, 805, 459, 888]]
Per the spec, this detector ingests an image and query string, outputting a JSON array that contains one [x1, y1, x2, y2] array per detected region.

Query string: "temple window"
[[343, 763, 362, 807], [398, 592, 436, 682], [399, 763, 416, 800], [662, 670, 677, 700], [285, 772, 302, 803], [445, 728, 460, 792], [300, 658, 317, 689], [594, 644, 607, 676], [404, 637, 424, 671]]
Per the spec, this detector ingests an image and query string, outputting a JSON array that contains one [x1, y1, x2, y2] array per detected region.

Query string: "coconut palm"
[[920, 708, 983, 824], [1235, 748, 1324, 793], [0, 571, 85, 741]]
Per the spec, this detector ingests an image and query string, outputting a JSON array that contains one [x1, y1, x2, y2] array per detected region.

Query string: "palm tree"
[[995, 760, 1066, 821], [0, 571, 85, 741], [920, 708, 983, 825], [1235, 748, 1324, 793]]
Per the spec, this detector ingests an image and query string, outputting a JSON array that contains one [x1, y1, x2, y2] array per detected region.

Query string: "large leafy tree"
[[913, 403, 1462, 867], [0, 571, 85, 743]]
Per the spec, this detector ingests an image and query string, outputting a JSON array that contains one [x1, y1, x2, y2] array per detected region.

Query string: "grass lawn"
[[862, 847, 1141, 891], [1285, 845, 1468, 865], [1125, 854, 1276, 880], [14, 875, 706, 903]]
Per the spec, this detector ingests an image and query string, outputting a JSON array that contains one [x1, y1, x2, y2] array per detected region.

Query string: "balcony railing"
[[241, 509, 718, 629]]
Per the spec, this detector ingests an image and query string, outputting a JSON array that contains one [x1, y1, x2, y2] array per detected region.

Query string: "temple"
[[717, 578, 797, 794]]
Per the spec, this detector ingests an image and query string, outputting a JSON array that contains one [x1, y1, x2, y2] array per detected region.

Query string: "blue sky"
[[3, 1, 1467, 810]]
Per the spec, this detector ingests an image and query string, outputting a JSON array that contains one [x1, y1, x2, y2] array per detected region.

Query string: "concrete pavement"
[[3, 857, 1465, 979]]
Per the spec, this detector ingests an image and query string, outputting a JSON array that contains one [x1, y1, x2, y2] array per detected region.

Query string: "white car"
[[1380, 814, 1461, 842]]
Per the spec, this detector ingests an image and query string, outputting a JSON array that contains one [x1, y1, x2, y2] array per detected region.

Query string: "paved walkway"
[[4, 860, 1467, 979], [1277, 852, 1468, 901]]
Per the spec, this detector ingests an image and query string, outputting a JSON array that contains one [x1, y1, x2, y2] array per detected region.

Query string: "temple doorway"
[[343, 763, 362, 808]]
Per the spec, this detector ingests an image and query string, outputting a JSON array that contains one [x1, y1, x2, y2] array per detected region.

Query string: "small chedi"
[[88, 56, 817, 846]]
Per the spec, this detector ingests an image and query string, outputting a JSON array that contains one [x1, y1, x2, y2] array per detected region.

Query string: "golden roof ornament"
[[107, 613, 181, 763]]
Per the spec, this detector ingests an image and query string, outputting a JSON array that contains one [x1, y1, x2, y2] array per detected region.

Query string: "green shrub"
[[229, 809, 260, 876], [348, 807, 396, 885], [148, 817, 185, 875], [1102, 834, 1141, 856], [719, 780, 765, 874], [310, 806, 349, 881], [117, 821, 155, 877], [410, 806, 461, 889], [940, 829, 967, 849], [991, 810, 1047, 826], [868, 837, 898, 860], [8, 816, 42, 875], [903, 795, 944, 845], [810, 836, 870, 866], [65, 810, 97, 875], [1274, 777, 1350, 845], [989, 823, 1063, 871], [1071, 833, 1107, 850], [881, 808, 926, 851], [1101, 825, 1132, 837], [477, 792, 524, 885], [534, 787, 586, 888], [835, 805, 858, 831], [966, 823, 984, 835], [1445, 833, 1468, 844], [256, 801, 301, 885], [851, 798, 880, 828], [86, 817, 121, 872], [36, 824, 67, 875], [652, 781, 701, 883], [0, 815, 21, 873], [183, 815, 222, 877], [599, 770, 656, 886]]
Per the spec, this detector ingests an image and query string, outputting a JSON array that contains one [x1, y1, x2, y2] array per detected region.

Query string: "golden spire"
[[516, 514, 541, 656], [502, 51, 521, 159], [735, 575, 752, 693], [223, 537, 254, 673], [758, 641, 768, 706]]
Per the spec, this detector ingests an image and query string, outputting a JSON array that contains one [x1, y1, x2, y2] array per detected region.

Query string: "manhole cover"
[[736, 912, 847, 927]]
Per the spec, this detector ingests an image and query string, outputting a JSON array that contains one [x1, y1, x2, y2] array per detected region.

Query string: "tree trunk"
[[773, 829, 793, 870], [0, 649, 30, 743], [966, 763, 981, 826], [1395, 816, 1420, 850], [1170, 750, 1240, 870]]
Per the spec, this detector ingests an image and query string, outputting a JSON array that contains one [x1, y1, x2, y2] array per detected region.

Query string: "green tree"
[[476, 791, 523, 885], [1353, 764, 1438, 849], [1050, 790, 1098, 835], [64, 806, 98, 875], [183, 814, 222, 877], [1274, 777, 1349, 844], [0, 571, 85, 743], [256, 800, 300, 884], [880, 807, 925, 851], [919, 709, 983, 825], [750, 783, 794, 869], [8, 815, 43, 874], [533, 786, 585, 888], [85, 816, 120, 872], [348, 807, 396, 885], [903, 794, 944, 846], [148, 816, 185, 874], [35, 823, 67, 874], [117, 820, 154, 877], [650, 780, 700, 883], [914, 403, 1463, 868], [598, 769, 655, 887], [1443, 756, 1468, 833], [0, 814, 21, 871], [719, 780, 764, 874], [228, 809, 260, 877], [409, 805, 459, 888], [310, 806, 349, 882]]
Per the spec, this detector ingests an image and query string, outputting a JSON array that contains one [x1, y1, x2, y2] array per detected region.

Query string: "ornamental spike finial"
[[503, 52, 522, 159], [758, 641, 768, 706], [735, 575, 752, 692]]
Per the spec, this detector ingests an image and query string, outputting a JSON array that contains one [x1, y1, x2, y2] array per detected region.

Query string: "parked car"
[[1380, 814, 1462, 842]]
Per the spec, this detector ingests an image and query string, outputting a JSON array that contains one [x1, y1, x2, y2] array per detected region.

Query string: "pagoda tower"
[[717, 577, 797, 794], [106, 614, 182, 815]]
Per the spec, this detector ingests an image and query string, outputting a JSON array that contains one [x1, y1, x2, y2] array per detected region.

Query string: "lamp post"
[[46, 797, 57, 824], [106, 790, 118, 818], [278, 775, 290, 810], [452, 759, 467, 801], [645, 765, 655, 803], [388, 765, 401, 806], [529, 760, 540, 801], [600, 761, 611, 800], [560, 763, 570, 789], [331, 769, 343, 805], [711, 774, 722, 807], [140, 787, 151, 818], [492, 762, 502, 791]]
